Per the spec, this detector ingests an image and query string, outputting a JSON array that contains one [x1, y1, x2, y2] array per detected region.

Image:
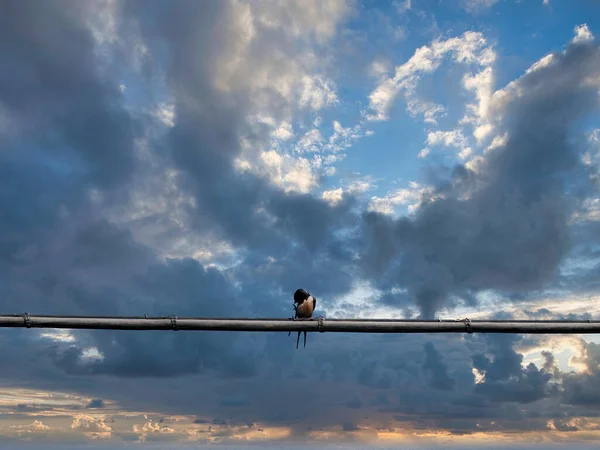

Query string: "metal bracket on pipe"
[[317, 316, 325, 333], [169, 315, 178, 331], [15, 312, 31, 328], [456, 317, 472, 334]]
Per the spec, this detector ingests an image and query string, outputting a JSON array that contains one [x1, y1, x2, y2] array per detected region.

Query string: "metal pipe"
[[0, 314, 599, 334]]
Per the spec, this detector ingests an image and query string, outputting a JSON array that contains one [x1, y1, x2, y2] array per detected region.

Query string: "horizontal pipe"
[[0, 314, 599, 334]]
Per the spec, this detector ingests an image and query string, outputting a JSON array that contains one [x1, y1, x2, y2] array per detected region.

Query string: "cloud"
[[422, 341, 456, 390], [322, 188, 345, 206], [0, 1, 137, 190], [573, 24, 594, 44], [419, 130, 472, 159], [86, 399, 105, 409], [461, 0, 499, 14], [394, 0, 411, 14], [366, 31, 495, 122], [205, 0, 350, 118], [260, 150, 318, 193], [10, 420, 50, 433], [71, 415, 112, 439], [368, 182, 434, 215], [358, 32, 600, 318], [297, 128, 325, 152], [251, 0, 353, 42], [461, 65, 495, 143], [132, 420, 175, 442], [473, 334, 554, 403]]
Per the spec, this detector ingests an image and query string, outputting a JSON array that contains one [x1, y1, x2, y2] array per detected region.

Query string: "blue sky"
[[2, 0, 600, 447]]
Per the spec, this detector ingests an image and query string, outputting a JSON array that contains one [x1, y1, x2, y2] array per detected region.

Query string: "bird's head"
[[293, 288, 310, 305]]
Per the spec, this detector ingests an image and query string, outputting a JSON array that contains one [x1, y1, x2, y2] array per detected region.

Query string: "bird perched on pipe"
[[288, 288, 317, 349]]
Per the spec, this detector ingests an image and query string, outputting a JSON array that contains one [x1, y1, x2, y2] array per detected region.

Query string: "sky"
[[1, 0, 600, 447]]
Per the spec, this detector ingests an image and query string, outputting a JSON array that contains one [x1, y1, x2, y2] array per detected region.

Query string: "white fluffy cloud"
[[71, 415, 112, 439], [368, 181, 435, 215], [321, 179, 374, 206], [213, 0, 349, 119], [297, 128, 325, 152], [260, 150, 318, 193], [322, 187, 344, 205], [461, 65, 495, 143], [419, 129, 472, 159], [573, 23, 594, 44], [365, 29, 497, 168], [10, 420, 50, 433], [366, 31, 495, 122]]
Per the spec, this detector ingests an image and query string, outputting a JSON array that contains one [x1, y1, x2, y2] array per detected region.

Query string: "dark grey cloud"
[[0, 1, 139, 278], [422, 341, 455, 390], [85, 398, 105, 409], [562, 341, 600, 407], [0, 1, 136, 189], [473, 336, 554, 404]]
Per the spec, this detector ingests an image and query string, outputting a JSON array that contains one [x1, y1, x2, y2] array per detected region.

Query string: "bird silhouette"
[[288, 288, 317, 348]]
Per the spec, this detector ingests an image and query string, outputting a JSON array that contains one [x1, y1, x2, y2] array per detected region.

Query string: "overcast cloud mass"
[[1, 0, 600, 447]]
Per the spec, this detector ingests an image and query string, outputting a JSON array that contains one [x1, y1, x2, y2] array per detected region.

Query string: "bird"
[[288, 288, 317, 349]]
